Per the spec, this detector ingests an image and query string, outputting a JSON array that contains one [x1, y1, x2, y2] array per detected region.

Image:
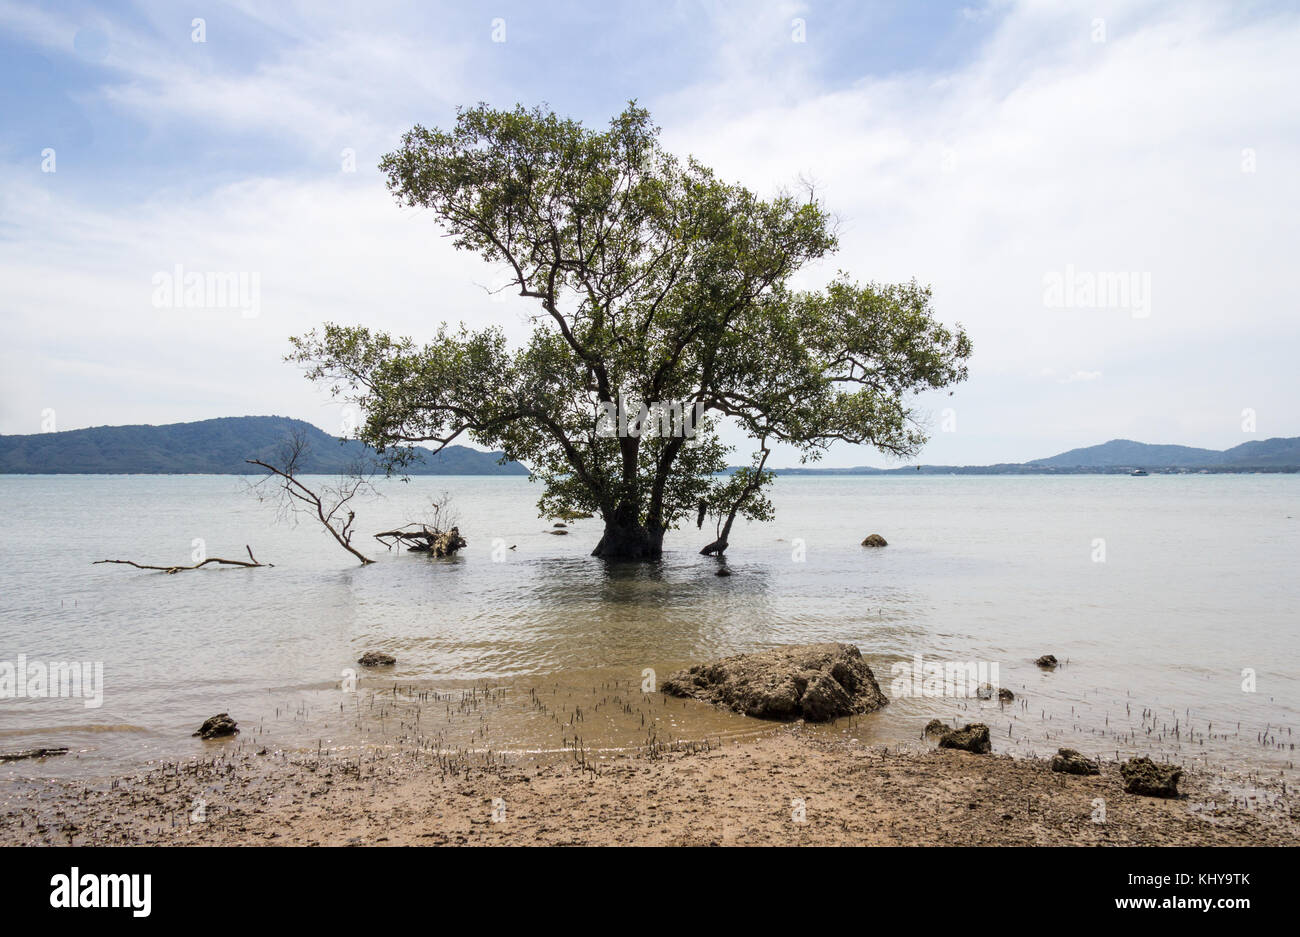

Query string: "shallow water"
[[0, 473, 1296, 779]]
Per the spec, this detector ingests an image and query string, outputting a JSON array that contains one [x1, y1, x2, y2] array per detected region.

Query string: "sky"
[[1, 0, 1297, 468]]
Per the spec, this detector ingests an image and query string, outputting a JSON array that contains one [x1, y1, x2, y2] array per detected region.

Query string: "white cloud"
[[0, 0, 475, 162], [0, 173, 532, 434], [654, 0, 1300, 461], [2, 0, 1297, 466]]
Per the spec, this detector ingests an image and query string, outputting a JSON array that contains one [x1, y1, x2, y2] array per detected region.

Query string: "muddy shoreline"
[[3, 725, 1295, 846]]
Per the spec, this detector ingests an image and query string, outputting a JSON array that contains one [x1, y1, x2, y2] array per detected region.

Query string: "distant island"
[[766, 437, 1300, 475], [2, 418, 1296, 476], [0, 416, 529, 475]]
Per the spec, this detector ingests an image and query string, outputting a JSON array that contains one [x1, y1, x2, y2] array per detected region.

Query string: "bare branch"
[[245, 429, 375, 565], [94, 546, 273, 575]]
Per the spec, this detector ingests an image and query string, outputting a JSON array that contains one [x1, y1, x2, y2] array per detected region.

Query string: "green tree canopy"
[[289, 102, 971, 559]]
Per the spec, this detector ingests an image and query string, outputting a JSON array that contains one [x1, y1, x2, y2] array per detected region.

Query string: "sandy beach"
[[4, 724, 1295, 847]]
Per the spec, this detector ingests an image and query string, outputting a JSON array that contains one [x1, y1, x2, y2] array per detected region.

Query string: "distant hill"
[[765, 436, 1300, 475], [1025, 437, 1300, 470], [1026, 439, 1225, 469], [1217, 437, 1300, 468], [5, 418, 1294, 476], [0, 416, 530, 475]]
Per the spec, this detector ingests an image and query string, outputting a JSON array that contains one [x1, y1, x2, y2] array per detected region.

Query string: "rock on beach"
[[661, 643, 887, 722]]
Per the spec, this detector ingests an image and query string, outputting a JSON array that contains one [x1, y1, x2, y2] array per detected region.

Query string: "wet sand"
[[3, 725, 1295, 846]]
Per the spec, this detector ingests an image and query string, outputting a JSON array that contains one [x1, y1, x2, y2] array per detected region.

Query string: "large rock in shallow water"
[[193, 713, 238, 740], [660, 643, 887, 722]]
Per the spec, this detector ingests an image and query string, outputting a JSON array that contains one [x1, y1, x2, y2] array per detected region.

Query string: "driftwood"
[[0, 747, 69, 762], [95, 545, 272, 574], [374, 524, 466, 556]]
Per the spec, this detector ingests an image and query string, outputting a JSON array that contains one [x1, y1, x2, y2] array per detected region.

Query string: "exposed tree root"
[[374, 524, 466, 556]]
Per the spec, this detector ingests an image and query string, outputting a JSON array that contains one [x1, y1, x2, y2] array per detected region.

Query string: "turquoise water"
[[0, 473, 1296, 777]]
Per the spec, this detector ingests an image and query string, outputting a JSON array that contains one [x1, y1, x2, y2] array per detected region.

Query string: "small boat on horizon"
[[1130, 468, 1149, 476]]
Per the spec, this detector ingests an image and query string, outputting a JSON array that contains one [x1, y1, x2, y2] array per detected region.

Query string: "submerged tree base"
[[590, 524, 664, 560]]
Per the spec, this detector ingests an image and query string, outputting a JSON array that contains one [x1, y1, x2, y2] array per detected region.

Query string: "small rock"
[[1035, 654, 1059, 669], [553, 523, 567, 528], [1050, 748, 1100, 775], [924, 719, 950, 738], [861, 534, 888, 547], [193, 713, 238, 740], [715, 568, 732, 577], [357, 651, 396, 667], [975, 684, 1015, 702], [938, 723, 991, 754], [548, 529, 569, 536], [1121, 756, 1182, 797]]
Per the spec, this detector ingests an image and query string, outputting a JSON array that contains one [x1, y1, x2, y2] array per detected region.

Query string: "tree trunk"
[[699, 530, 731, 556], [591, 522, 664, 559], [699, 511, 737, 555], [699, 440, 770, 557]]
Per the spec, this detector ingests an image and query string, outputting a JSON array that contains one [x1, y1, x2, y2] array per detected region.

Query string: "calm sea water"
[[1, 473, 1296, 779]]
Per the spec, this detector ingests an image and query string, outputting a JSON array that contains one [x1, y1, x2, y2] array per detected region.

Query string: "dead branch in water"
[[374, 524, 466, 555], [0, 747, 69, 763], [245, 429, 375, 565], [374, 523, 435, 550], [373, 491, 465, 555], [95, 545, 273, 574]]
